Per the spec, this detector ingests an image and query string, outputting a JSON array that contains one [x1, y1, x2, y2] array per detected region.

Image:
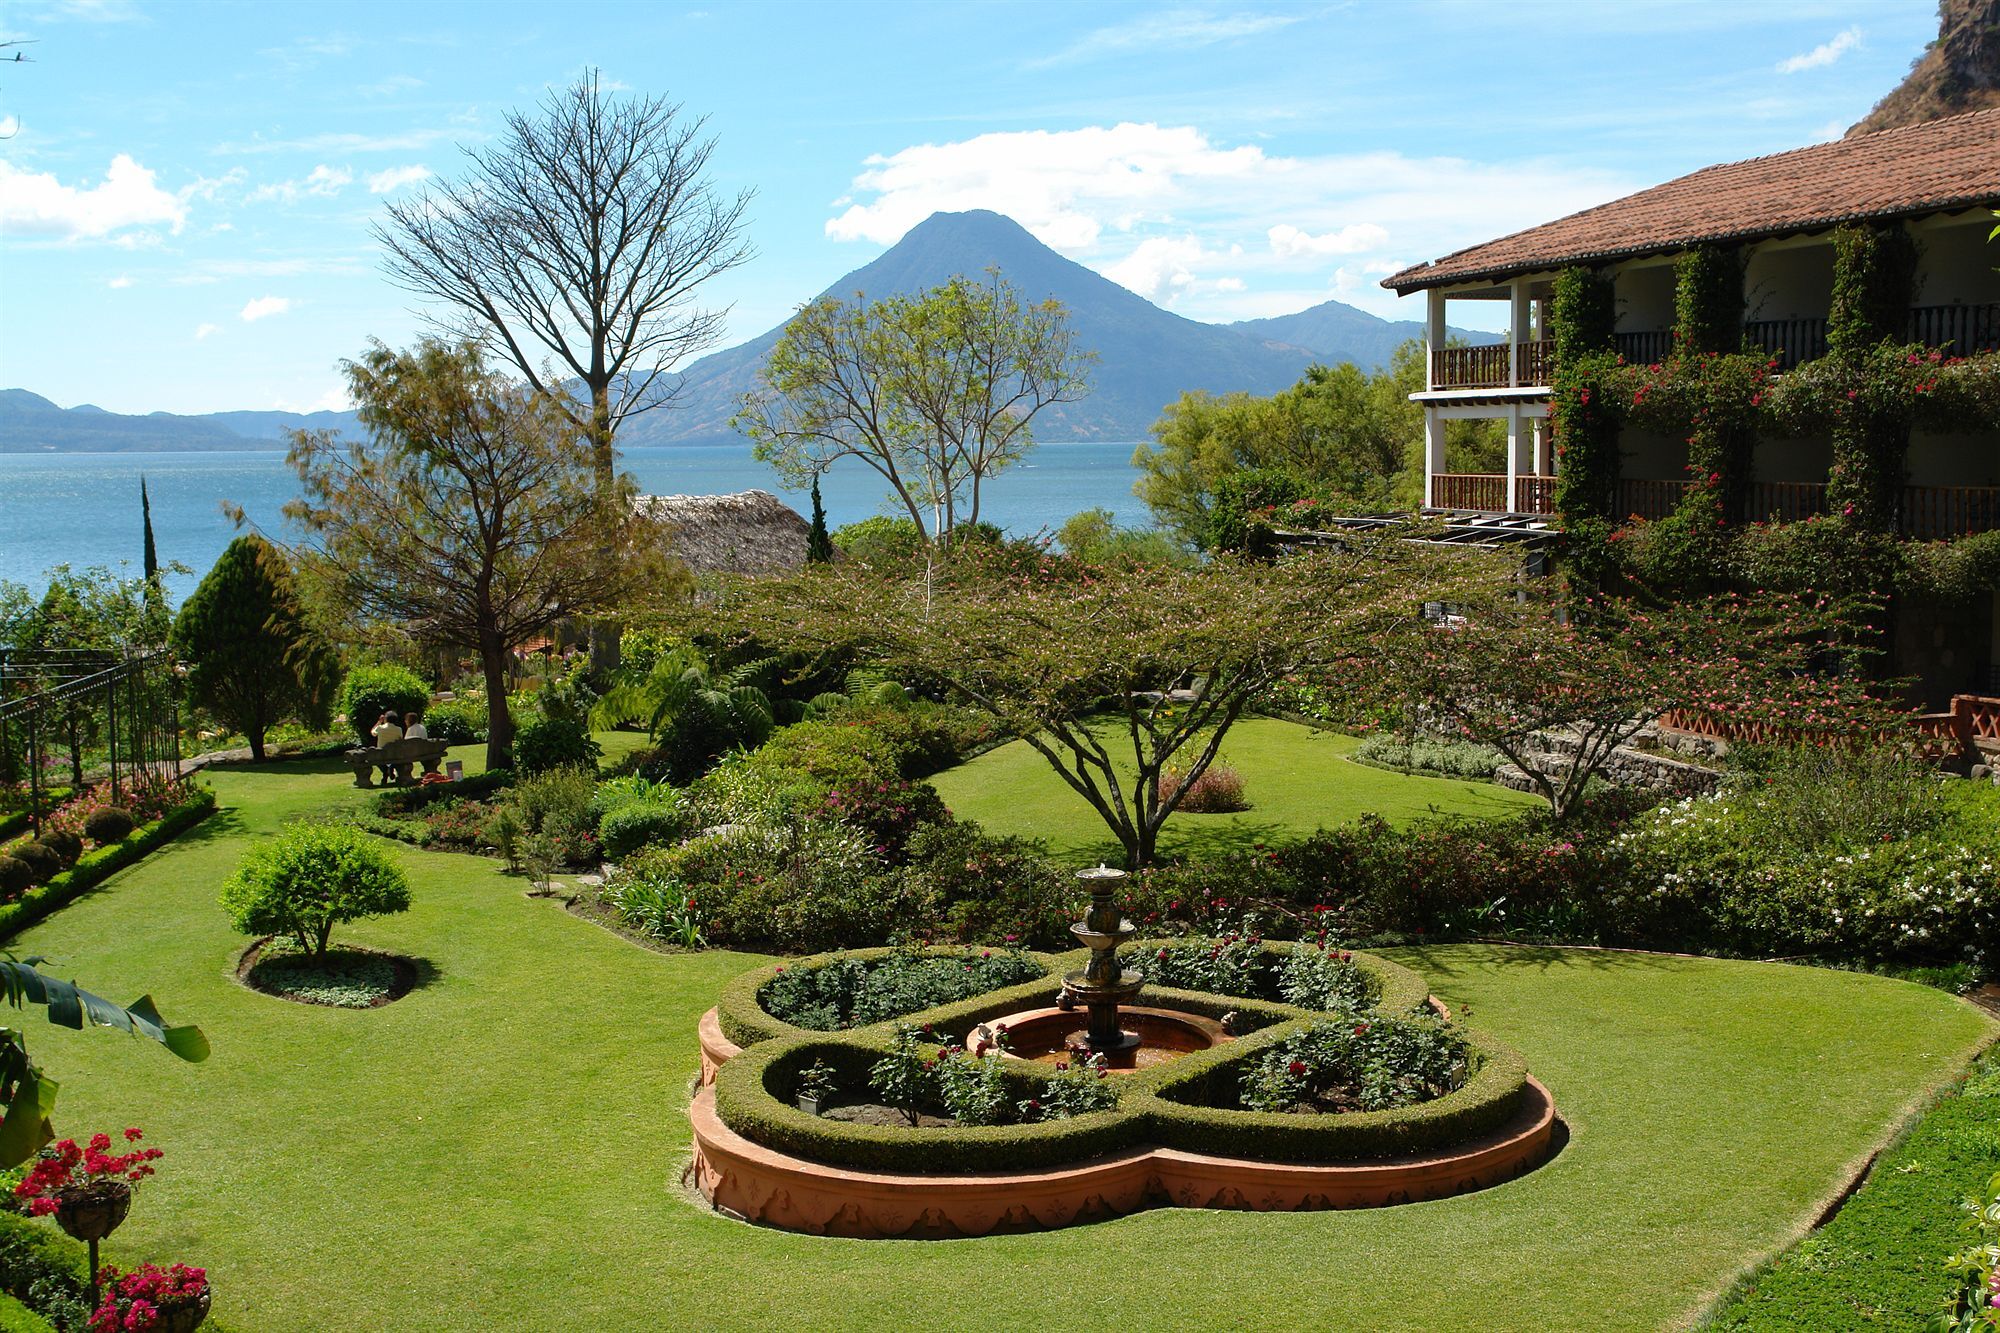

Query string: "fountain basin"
[[969, 1005, 1228, 1071]]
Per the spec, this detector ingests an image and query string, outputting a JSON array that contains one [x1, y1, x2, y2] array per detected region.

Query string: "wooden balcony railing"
[[1745, 317, 1828, 370], [1908, 303, 2000, 356], [1514, 475, 1557, 515], [1614, 330, 1674, 364], [1430, 473, 1508, 512], [1430, 340, 1555, 390]]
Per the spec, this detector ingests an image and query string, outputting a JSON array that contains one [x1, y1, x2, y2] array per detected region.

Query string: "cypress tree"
[[807, 476, 834, 563], [170, 535, 336, 761], [140, 477, 160, 585]]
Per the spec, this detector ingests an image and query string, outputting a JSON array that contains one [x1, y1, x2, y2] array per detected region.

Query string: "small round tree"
[[220, 824, 412, 960]]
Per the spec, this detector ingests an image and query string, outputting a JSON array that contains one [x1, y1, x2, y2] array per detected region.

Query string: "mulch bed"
[[819, 1103, 959, 1129], [235, 936, 418, 1008]]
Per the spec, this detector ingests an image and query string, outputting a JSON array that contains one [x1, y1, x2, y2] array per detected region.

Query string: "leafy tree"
[[697, 540, 1466, 866], [1134, 341, 1502, 548], [284, 339, 671, 770], [1054, 509, 1190, 568], [219, 822, 412, 960], [1366, 586, 1895, 819], [738, 271, 1093, 547], [376, 70, 752, 673], [337, 662, 430, 745], [170, 535, 337, 761]]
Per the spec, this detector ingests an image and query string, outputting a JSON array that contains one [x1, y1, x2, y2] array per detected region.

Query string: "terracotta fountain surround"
[[689, 866, 1559, 1238]]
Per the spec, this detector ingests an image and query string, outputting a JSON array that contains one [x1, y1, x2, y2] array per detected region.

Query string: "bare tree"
[[375, 70, 752, 668]]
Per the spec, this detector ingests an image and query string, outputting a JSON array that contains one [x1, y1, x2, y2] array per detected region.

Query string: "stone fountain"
[[969, 863, 1227, 1072], [1062, 864, 1145, 1057]]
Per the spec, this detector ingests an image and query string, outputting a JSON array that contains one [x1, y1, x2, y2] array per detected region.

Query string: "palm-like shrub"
[[593, 649, 775, 783]]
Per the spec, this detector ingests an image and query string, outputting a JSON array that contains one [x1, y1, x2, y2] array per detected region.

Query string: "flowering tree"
[[1367, 588, 1899, 820], [697, 539, 1467, 866]]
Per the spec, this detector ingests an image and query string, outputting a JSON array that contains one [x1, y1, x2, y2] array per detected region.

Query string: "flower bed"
[[693, 939, 1552, 1235], [0, 788, 217, 945], [237, 938, 414, 1009]]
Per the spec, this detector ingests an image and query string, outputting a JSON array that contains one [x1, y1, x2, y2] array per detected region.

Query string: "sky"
[[0, 0, 1943, 416]]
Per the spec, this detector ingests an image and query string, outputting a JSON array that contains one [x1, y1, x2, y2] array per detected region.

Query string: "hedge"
[[1140, 1023, 1530, 1162], [373, 768, 513, 816], [0, 1207, 240, 1333], [714, 946, 1065, 1049], [712, 1034, 1137, 1174], [709, 939, 1540, 1174], [714, 942, 1430, 1051], [0, 788, 217, 944], [0, 814, 27, 845]]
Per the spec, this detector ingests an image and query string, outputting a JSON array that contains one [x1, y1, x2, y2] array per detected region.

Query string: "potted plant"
[[795, 1060, 838, 1117], [91, 1262, 210, 1333], [15, 1130, 165, 1306]]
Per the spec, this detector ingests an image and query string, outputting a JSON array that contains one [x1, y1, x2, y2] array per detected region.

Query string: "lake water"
[[0, 441, 1151, 601]]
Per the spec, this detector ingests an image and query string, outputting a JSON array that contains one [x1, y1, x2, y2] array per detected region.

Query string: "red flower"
[[1287, 1060, 1307, 1076]]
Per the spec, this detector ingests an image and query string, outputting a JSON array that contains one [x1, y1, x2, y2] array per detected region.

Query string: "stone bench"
[[345, 738, 451, 788]]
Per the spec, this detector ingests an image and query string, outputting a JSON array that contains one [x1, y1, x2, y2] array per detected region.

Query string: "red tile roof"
[[1382, 108, 2000, 294]]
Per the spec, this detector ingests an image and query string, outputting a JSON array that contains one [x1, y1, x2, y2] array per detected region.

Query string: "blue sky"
[[0, 0, 1940, 415]]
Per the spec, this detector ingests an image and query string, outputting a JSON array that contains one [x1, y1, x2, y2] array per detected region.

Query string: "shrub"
[[8, 843, 57, 886], [1276, 941, 1374, 1013], [422, 697, 487, 745], [832, 515, 925, 563], [81, 807, 134, 844], [219, 821, 413, 957], [1239, 1013, 1472, 1114], [35, 830, 80, 867], [1134, 921, 1269, 998], [903, 821, 1076, 947], [1021, 1053, 1118, 1121], [935, 1046, 1010, 1126], [744, 719, 902, 790], [1351, 734, 1502, 780], [511, 715, 601, 775], [0, 857, 30, 897], [504, 766, 599, 866], [339, 662, 430, 744], [822, 777, 951, 863], [1159, 761, 1247, 813], [758, 947, 1045, 1031], [598, 797, 688, 861]]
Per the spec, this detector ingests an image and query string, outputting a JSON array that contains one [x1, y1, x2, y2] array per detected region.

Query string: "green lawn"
[[928, 717, 1538, 860], [8, 753, 1992, 1331]]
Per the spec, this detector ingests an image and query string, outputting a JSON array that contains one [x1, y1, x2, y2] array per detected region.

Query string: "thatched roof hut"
[[637, 489, 813, 577]]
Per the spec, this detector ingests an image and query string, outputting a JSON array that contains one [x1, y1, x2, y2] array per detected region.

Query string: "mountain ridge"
[[2, 210, 1492, 451]]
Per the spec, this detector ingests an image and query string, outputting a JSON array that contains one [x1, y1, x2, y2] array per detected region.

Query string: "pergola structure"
[[0, 649, 183, 836]]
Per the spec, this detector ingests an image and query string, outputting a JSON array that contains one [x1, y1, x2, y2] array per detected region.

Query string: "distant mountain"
[[1227, 300, 1497, 369], [0, 389, 361, 454], [627, 210, 1456, 444], [1850, 0, 2000, 135], [6, 208, 1487, 449]]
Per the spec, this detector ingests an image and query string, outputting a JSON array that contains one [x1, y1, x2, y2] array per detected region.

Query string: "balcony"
[[1429, 340, 1554, 390], [1605, 303, 2000, 372], [1428, 474, 2000, 538]]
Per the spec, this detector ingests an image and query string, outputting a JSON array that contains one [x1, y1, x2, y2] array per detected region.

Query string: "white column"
[[1532, 418, 1548, 475], [1425, 289, 1446, 392], [1506, 403, 1526, 512], [1424, 410, 1446, 509], [1508, 281, 1530, 386]]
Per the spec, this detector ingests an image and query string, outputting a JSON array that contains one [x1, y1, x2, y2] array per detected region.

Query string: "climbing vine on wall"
[[1548, 267, 1621, 534]]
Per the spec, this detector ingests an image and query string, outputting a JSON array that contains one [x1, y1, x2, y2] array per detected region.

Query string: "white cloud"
[[213, 128, 453, 156], [828, 123, 1268, 251], [247, 164, 352, 205], [272, 386, 352, 414], [357, 74, 424, 98], [1268, 222, 1390, 259], [366, 164, 430, 194], [240, 296, 291, 322], [1032, 9, 1303, 68], [0, 154, 187, 241], [1777, 27, 1861, 74], [194, 323, 219, 341], [0, 117, 17, 140], [107, 274, 131, 289], [825, 122, 1638, 321]]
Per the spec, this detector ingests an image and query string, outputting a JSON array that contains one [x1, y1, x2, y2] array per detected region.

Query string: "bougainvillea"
[[88, 1262, 208, 1333], [13, 1129, 162, 1216]]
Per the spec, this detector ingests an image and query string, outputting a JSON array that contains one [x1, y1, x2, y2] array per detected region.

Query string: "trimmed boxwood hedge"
[[714, 946, 1066, 1049], [1139, 1023, 1529, 1162], [710, 937, 1537, 1174], [0, 788, 217, 943]]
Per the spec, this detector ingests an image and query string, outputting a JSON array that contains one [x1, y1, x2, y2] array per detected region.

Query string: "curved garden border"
[[690, 941, 1559, 1236]]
